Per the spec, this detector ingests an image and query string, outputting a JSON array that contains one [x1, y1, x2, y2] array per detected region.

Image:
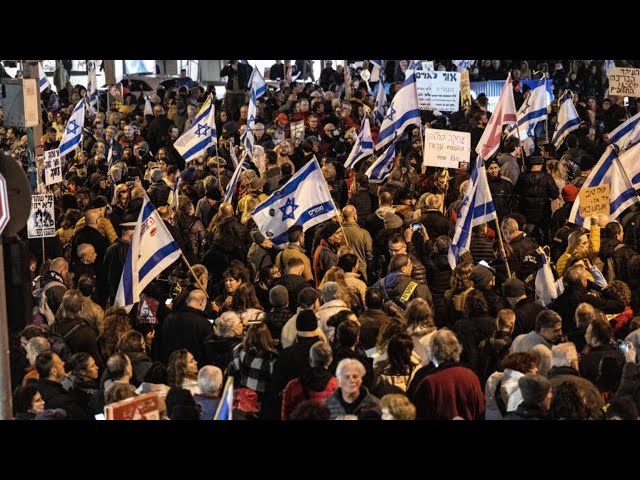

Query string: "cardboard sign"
[[44, 148, 63, 185], [104, 392, 160, 420], [608, 67, 640, 97], [579, 184, 610, 217], [290, 120, 305, 143], [27, 194, 56, 238], [460, 70, 472, 110], [415, 71, 460, 111], [423, 129, 471, 170]]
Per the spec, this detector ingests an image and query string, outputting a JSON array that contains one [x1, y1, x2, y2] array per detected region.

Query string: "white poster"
[[423, 128, 471, 170], [290, 120, 305, 144], [27, 194, 56, 238], [415, 71, 460, 112], [460, 70, 472, 110], [44, 148, 63, 185], [608, 67, 640, 97]]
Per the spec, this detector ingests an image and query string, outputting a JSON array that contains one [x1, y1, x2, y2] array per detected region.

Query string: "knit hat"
[[296, 309, 318, 334], [250, 228, 266, 244], [298, 287, 321, 307], [383, 211, 403, 229], [561, 184, 579, 203], [518, 374, 551, 405], [269, 285, 289, 308], [180, 165, 196, 184], [89, 196, 109, 210], [502, 277, 526, 298], [151, 168, 163, 182], [469, 264, 496, 289], [276, 113, 289, 124], [321, 222, 341, 239]]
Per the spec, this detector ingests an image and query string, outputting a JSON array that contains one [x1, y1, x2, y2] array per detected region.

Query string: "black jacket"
[[161, 306, 213, 364], [514, 171, 559, 228]]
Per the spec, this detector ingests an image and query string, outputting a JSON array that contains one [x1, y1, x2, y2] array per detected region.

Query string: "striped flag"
[[551, 90, 581, 149], [365, 142, 396, 182], [535, 249, 557, 307], [223, 161, 250, 204], [609, 144, 640, 221], [508, 79, 549, 141], [174, 94, 217, 164], [214, 377, 234, 420], [38, 61, 50, 91], [373, 81, 388, 126], [59, 99, 86, 158], [376, 73, 420, 152], [608, 110, 640, 151], [344, 117, 374, 170], [476, 73, 517, 160], [448, 155, 497, 269]]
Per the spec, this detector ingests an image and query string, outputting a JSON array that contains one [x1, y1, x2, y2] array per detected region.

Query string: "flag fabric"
[[568, 146, 616, 227], [214, 377, 234, 420], [448, 156, 497, 269], [373, 80, 388, 126], [365, 142, 396, 182], [535, 249, 558, 307], [609, 145, 640, 221], [376, 73, 420, 152], [223, 161, 250, 204], [38, 61, 50, 91], [173, 175, 181, 212], [475, 73, 517, 160], [608, 110, 640, 151], [551, 90, 581, 149], [87, 63, 99, 113], [144, 95, 153, 116], [228, 140, 239, 169], [369, 60, 382, 83], [241, 88, 258, 157], [247, 66, 267, 99], [252, 159, 337, 247], [344, 117, 374, 170], [508, 78, 549, 141], [173, 95, 216, 163], [107, 140, 114, 165], [453, 60, 475, 72], [59, 99, 86, 158], [115, 194, 182, 311], [409, 60, 422, 70]]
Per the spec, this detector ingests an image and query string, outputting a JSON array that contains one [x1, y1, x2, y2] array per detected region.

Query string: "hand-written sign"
[[415, 71, 460, 111], [608, 67, 640, 97], [460, 70, 472, 110], [27, 194, 56, 238], [423, 128, 470, 170], [44, 148, 63, 185], [579, 184, 610, 217]]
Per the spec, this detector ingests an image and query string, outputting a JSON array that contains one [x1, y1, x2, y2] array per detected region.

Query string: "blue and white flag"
[[535, 250, 557, 307], [448, 156, 497, 269], [369, 60, 382, 83], [344, 117, 374, 170], [144, 95, 153, 116], [608, 110, 640, 151], [609, 144, 640, 221], [174, 95, 216, 163], [453, 60, 475, 72], [376, 73, 420, 152], [252, 159, 336, 247], [38, 61, 50, 91], [87, 63, 99, 114], [214, 377, 234, 420], [551, 90, 581, 149], [59, 99, 86, 158], [409, 60, 422, 70], [509, 79, 549, 140], [241, 87, 258, 157], [223, 161, 250, 204], [365, 142, 396, 182], [373, 81, 388, 126], [247, 66, 267, 99], [115, 194, 182, 311]]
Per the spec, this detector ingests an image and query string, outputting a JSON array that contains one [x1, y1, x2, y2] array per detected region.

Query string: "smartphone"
[[165, 298, 172, 305], [208, 319, 215, 324], [411, 223, 423, 232], [618, 341, 630, 352]]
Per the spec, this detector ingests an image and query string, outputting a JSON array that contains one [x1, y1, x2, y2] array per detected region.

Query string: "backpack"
[[48, 322, 84, 362], [32, 280, 65, 326], [602, 243, 625, 283]]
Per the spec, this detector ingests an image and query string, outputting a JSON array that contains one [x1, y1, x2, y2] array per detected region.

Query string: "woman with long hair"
[[231, 283, 265, 325], [97, 306, 133, 362], [319, 266, 363, 314], [175, 198, 207, 263], [443, 261, 474, 329], [167, 349, 199, 395]]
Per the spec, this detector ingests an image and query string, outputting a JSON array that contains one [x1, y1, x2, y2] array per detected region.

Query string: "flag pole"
[[493, 212, 512, 279], [180, 252, 210, 299]]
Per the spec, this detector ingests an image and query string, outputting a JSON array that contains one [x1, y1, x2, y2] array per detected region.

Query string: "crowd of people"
[[3, 58, 640, 420]]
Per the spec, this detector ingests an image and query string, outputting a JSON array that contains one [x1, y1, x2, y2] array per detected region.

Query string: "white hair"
[[551, 342, 578, 368], [197, 365, 223, 395], [336, 358, 365, 385]]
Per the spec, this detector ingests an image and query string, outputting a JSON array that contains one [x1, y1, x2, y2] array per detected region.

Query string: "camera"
[[411, 223, 423, 232]]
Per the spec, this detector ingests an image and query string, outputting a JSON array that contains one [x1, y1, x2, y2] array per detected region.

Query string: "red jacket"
[[281, 375, 338, 420]]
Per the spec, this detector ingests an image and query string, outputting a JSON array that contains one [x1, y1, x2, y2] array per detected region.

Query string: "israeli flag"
[[87, 63, 99, 113], [609, 144, 640, 221], [448, 155, 497, 269], [376, 73, 420, 152], [344, 117, 374, 170], [535, 249, 558, 307], [241, 87, 258, 157], [115, 194, 182, 311], [223, 161, 250, 204], [214, 377, 234, 420], [476, 73, 517, 160], [252, 159, 336, 247], [38, 62, 50, 91], [373, 80, 388, 126], [365, 142, 396, 182], [59, 99, 86, 158], [144, 95, 153, 116], [453, 60, 475, 72], [551, 90, 581, 149], [369, 60, 382, 83], [608, 110, 640, 151], [174, 94, 217, 163], [247, 65, 267, 99], [409, 60, 422, 70], [509, 79, 549, 140]]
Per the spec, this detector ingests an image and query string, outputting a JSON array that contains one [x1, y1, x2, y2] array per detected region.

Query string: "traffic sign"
[[0, 174, 10, 235]]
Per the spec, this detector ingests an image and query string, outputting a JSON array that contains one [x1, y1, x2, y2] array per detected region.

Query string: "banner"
[[608, 67, 640, 97], [423, 129, 471, 170], [415, 71, 460, 111], [44, 148, 63, 185], [27, 194, 56, 238]]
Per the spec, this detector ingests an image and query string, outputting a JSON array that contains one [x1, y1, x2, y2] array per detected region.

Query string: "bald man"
[[340, 205, 373, 281], [72, 210, 110, 305]]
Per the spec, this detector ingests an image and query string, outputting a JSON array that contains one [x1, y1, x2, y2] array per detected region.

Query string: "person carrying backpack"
[[32, 258, 70, 326], [373, 254, 433, 312]]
